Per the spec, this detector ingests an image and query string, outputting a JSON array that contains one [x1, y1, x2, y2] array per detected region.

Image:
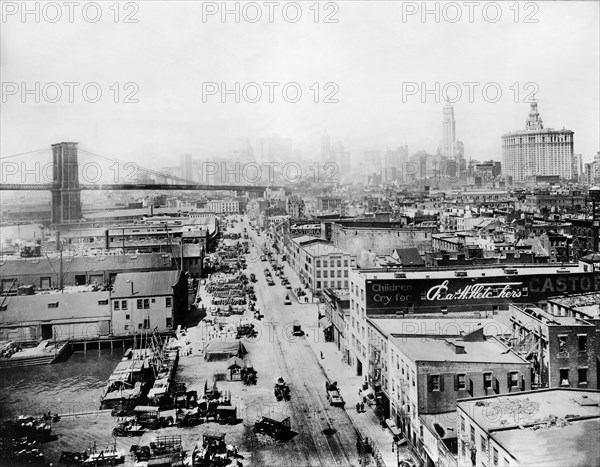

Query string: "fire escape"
[[368, 343, 386, 421]]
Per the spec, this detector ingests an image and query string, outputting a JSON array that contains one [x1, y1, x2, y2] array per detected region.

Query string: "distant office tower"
[[502, 101, 574, 182], [456, 140, 465, 170], [382, 146, 409, 183], [256, 136, 292, 164], [573, 154, 584, 182], [442, 102, 456, 160], [331, 141, 345, 166], [321, 130, 332, 164], [180, 154, 193, 182]]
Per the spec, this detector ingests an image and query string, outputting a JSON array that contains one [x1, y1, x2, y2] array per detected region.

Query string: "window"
[[323, 281, 328, 287], [508, 372, 519, 388], [431, 375, 440, 391], [323, 271, 328, 278], [166, 297, 172, 307], [460, 415, 465, 432], [470, 426, 475, 444], [98, 299, 108, 306], [344, 270, 348, 277], [457, 374, 466, 390], [559, 368, 570, 387], [461, 440, 466, 458], [330, 259, 335, 267], [125, 314, 130, 320], [316, 260, 320, 267], [344, 260, 348, 267], [114, 301, 120, 310], [166, 317, 173, 328], [578, 335, 587, 352], [137, 299, 143, 309], [143, 318, 150, 329], [143, 299, 150, 309], [48, 302, 59, 308], [578, 368, 588, 385], [337, 260, 341, 267], [412, 371, 416, 387], [480, 435, 487, 452], [316, 281, 321, 288], [492, 447, 498, 465], [484, 372, 492, 389], [558, 335, 567, 353], [122, 300, 128, 310], [317, 271, 321, 278], [151, 298, 156, 303]]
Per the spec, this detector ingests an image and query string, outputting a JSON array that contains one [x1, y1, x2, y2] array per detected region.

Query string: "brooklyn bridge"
[[0, 142, 276, 224]]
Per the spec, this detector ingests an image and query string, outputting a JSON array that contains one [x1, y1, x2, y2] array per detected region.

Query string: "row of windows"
[[316, 270, 348, 278], [114, 297, 172, 310], [559, 367, 589, 386], [316, 280, 348, 289], [427, 372, 523, 392], [316, 259, 350, 268]]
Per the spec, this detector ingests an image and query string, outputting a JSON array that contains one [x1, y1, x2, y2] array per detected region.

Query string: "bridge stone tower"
[[51, 142, 82, 224]]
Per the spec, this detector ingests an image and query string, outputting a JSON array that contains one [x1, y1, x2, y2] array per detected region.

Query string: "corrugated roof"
[[1, 291, 111, 324], [111, 270, 181, 298], [0, 253, 174, 277]]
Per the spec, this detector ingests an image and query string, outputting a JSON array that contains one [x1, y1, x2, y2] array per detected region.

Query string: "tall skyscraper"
[[321, 130, 331, 163], [502, 101, 574, 182], [442, 102, 456, 160], [180, 154, 193, 181]]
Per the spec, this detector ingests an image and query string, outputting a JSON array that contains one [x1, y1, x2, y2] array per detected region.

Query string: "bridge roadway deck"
[[0, 183, 273, 192]]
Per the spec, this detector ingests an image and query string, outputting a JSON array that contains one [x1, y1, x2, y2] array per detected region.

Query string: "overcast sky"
[[1, 1, 599, 170]]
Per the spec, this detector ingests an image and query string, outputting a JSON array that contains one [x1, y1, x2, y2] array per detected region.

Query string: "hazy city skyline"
[[2, 1, 599, 168]]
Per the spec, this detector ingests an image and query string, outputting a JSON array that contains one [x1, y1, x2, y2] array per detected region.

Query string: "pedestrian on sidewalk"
[[360, 402, 365, 412], [356, 402, 360, 413], [320, 351, 324, 359]]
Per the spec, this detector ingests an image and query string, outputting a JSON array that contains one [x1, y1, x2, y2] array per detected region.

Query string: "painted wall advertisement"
[[366, 273, 600, 311], [289, 219, 322, 237]]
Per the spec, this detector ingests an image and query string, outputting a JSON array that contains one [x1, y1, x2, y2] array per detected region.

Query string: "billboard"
[[289, 220, 322, 238], [365, 272, 600, 313]]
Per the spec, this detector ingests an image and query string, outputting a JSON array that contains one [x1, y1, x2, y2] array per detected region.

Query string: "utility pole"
[[57, 231, 64, 291]]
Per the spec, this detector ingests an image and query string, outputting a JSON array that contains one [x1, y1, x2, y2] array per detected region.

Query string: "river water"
[[0, 348, 124, 421]]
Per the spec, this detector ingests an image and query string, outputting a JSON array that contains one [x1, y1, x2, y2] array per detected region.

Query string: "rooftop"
[[547, 292, 600, 319], [355, 264, 582, 280], [0, 252, 175, 276], [302, 241, 349, 257], [1, 290, 111, 324], [111, 270, 181, 298], [458, 388, 600, 467], [389, 335, 526, 365], [368, 317, 510, 339]]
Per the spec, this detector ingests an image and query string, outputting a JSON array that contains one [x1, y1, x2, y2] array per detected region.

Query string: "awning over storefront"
[[319, 317, 332, 328], [385, 418, 402, 437]]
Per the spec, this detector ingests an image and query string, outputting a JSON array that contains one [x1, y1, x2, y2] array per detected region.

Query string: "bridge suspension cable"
[[0, 147, 48, 160], [78, 147, 204, 185]]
